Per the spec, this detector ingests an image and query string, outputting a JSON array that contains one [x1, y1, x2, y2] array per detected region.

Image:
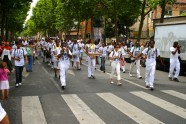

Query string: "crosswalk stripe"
[[131, 91, 186, 119], [161, 90, 186, 101], [22, 96, 47, 124], [61, 94, 105, 124], [97, 93, 164, 124]]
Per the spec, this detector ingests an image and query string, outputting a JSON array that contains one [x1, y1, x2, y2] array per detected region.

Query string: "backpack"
[[26, 47, 32, 56], [14, 48, 25, 57]]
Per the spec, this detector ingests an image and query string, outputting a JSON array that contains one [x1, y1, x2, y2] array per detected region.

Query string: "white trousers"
[[129, 59, 141, 77], [120, 57, 126, 72], [88, 57, 96, 77], [169, 59, 180, 78], [145, 65, 156, 88], [111, 61, 121, 80], [59, 64, 69, 86]]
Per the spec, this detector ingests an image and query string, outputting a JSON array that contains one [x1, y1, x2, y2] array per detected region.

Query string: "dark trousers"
[[15, 66, 24, 84], [100, 57, 106, 71]]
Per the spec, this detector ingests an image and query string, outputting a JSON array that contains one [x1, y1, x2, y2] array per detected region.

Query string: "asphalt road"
[[1, 56, 186, 124]]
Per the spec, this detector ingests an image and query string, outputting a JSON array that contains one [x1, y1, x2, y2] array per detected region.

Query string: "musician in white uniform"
[[168, 41, 180, 82], [85, 39, 99, 79], [57, 43, 72, 90], [109, 44, 122, 86], [129, 40, 142, 79]]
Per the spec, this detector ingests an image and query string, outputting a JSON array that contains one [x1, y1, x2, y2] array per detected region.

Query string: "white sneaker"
[[110, 81, 114, 84], [16, 84, 19, 87], [19, 83, 22, 86], [129, 73, 133, 77], [138, 76, 142, 79], [117, 82, 122, 86]]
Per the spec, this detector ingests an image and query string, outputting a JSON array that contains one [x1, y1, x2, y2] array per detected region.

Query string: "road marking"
[[68, 69, 75, 76], [37, 60, 41, 64], [131, 91, 186, 119], [22, 96, 47, 124], [97, 93, 164, 124], [161, 90, 186, 101], [82, 63, 145, 89], [50, 78, 62, 93], [42, 66, 48, 74], [62, 94, 105, 124]]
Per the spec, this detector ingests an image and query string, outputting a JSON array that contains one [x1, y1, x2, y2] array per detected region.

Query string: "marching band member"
[[52, 40, 61, 78], [128, 40, 142, 79], [109, 44, 122, 86], [57, 43, 72, 90], [85, 39, 100, 79]]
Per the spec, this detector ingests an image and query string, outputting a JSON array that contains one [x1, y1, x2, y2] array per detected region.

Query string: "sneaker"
[[129, 73, 133, 77], [103, 70, 105, 73], [91, 75, 95, 79], [150, 87, 154, 91], [138, 76, 142, 79], [123, 71, 125, 73], [173, 78, 179, 82], [117, 82, 122, 86], [146, 85, 149, 88], [61, 86, 65, 90], [169, 77, 172, 81], [16, 84, 19, 87], [110, 81, 114, 84], [19, 83, 22, 86]]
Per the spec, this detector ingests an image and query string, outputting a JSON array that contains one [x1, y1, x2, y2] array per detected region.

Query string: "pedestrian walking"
[[168, 41, 181, 82], [25, 42, 33, 72], [136, 40, 163, 91], [1, 42, 12, 72], [98, 42, 107, 73], [0, 62, 10, 100], [11, 40, 28, 87], [85, 39, 101, 79], [57, 44, 72, 90], [52, 40, 61, 78], [120, 41, 128, 73], [128, 40, 142, 79], [109, 44, 122, 86]]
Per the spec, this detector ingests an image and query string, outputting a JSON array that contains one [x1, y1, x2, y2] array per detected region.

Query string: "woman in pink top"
[[0, 62, 10, 100]]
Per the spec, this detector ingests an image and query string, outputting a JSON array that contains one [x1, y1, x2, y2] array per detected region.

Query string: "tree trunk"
[[1, 9, 6, 39], [137, 0, 146, 41], [90, 16, 94, 39], [84, 19, 88, 42], [160, 0, 166, 23]]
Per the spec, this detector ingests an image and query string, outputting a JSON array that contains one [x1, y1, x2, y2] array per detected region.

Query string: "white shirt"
[[170, 47, 178, 60], [108, 45, 114, 53], [121, 45, 128, 56], [72, 43, 79, 54], [109, 49, 122, 62], [98, 46, 107, 57], [78, 43, 85, 52], [130, 46, 141, 60], [11, 47, 27, 66], [142, 47, 160, 66], [0, 103, 6, 121], [59, 50, 72, 66]]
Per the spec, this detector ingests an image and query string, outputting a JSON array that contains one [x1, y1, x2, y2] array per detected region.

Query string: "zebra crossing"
[[21, 90, 186, 124]]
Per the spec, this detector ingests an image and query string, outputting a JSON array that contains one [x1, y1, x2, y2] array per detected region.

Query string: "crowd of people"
[[0, 37, 182, 91], [0, 37, 182, 124]]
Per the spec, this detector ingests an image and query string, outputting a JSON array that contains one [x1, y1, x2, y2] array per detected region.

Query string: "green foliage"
[[180, 11, 186, 16]]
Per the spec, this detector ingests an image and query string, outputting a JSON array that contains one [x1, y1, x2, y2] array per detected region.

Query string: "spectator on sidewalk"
[[11, 40, 28, 87], [1, 42, 12, 72], [25, 42, 33, 72], [0, 62, 10, 100]]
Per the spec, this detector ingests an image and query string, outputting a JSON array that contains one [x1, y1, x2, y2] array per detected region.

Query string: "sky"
[[24, 0, 39, 25]]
